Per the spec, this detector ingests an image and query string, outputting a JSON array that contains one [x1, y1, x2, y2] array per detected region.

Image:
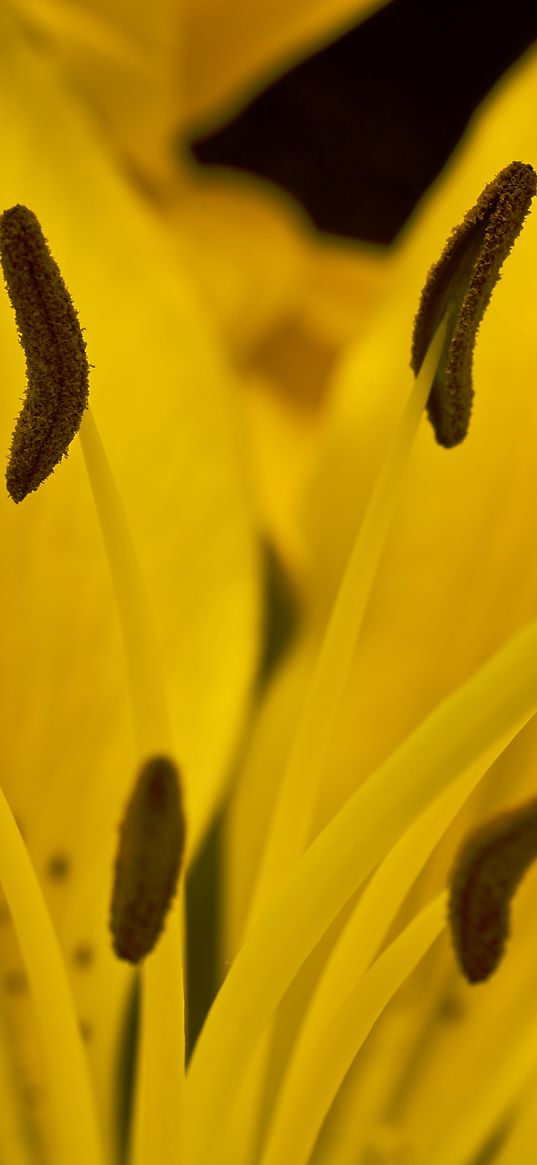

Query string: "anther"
[[110, 755, 185, 964], [412, 161, 536, 447], [449, 796, 537, 983], [0, 205, 90, 501]]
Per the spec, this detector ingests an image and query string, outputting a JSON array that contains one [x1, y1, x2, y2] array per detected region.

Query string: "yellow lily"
[[222, 40, 537, 1165], [0, 2, 262, 1160], [3, 3, 537, 1165]]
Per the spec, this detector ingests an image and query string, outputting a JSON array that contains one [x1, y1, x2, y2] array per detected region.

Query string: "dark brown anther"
[[412, 161, 536, 447], [0, 205, 89, 501], [110, 755, 186, 964], [449, 796, 537, 983]]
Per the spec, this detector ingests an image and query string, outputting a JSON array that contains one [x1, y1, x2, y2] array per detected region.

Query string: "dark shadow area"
[[190, 0, 537, 242], [185, 810, 222, 1059]]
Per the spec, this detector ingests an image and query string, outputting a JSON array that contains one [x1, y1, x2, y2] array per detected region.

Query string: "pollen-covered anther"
[[411, 160, 536, 447], [0, 204, 90, 502], [448, 795, 537, 983], [110, 755, 186, 964]]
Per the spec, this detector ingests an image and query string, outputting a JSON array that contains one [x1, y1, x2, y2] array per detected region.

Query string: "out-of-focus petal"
[[182, 0, 393, 130], [167, 167, 390, 567], [14, 0, 181, 184], [167, 170, 308, 357], [190, 611, 537, 1164]]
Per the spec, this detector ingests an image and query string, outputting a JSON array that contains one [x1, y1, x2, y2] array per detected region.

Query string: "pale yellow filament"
[[248, 317, 448, 924], [79, 410, 184, 1165], [258, 894, 446, 1165], [0, 786, 103, 1165], [226, 318, 448, 1165], [249, 746, 506, 1165], [185, 612, 537, 1165]]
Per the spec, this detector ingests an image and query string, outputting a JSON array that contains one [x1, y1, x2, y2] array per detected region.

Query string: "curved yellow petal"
[[168, 172, 308, 357], [0, 788, 102, 1165], [186, 615, 537, 1164], [246, 324, 446, 923], [405, 893, 537, 1165], [309, 720, 537, 1165], [494, 1067, 537, 1165], [183, 0, 393, 130], [167, 177, 389, 566], [257, 895, 446, 1165], [14, 0, 181, 185]]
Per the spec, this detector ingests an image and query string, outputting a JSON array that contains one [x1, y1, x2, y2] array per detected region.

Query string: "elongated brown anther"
[[412, 161, 536, 447], [449, 796, 537, 983], [0, 205, 90, 502], [110, 755, 185, 964]]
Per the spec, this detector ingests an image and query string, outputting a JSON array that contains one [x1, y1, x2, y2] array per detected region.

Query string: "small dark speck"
[[4, 970, 27, 995], [47, 852, 71, 880], [22, 1083, 45, 1108], [73, 943, 95, 969], [438, 989, 465, 1022]]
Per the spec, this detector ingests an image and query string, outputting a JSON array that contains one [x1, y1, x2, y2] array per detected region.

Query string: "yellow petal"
[[0, 5, 259, 1147], [257, 895, 446, 1165], [1, 0, 260, 847], [167, 175, 389, 566], [168, 171, 308, 357], [494, 1066, 537, 1165], [246, 324, 446, 923], [186, 616, 537, 1164], [0, 789, 102, 1165], [303, 45, 537, 828], [14, 0, 181, 185], [405, 894, 537, 1165], [183, 0, 393, 130]]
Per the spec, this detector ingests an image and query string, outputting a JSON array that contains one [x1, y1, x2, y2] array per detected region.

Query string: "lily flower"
[[3, 4, 537, 1165]]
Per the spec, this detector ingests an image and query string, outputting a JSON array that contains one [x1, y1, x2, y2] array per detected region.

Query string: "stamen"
[[449, 796, 537, 982], [247, 318, 448, 926], [79, 411, 185, 1165], [0, 204, 89, 501], [411, 161, 536, 447], [110, 755, 185, 964]]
